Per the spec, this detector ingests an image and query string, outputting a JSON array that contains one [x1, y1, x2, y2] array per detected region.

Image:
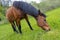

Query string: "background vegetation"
[[31, 0, 60, 12]]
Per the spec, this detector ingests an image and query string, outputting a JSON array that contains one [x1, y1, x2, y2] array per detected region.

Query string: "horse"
[[6, 6, 50, 34]]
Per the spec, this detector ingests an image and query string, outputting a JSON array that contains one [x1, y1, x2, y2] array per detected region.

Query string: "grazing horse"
[[6, 1, 50, 34]]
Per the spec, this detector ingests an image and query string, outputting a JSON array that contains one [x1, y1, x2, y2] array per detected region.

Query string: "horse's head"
[[36, 10, 50, 31]]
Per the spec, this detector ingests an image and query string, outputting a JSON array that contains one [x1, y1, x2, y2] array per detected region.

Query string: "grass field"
[[0, 8, 60, 40]]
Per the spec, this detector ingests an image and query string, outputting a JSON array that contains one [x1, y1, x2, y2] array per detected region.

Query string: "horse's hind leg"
[[24, 15, 33, 30], [16, 19, 22, 34], [10, 21, 18, 33]]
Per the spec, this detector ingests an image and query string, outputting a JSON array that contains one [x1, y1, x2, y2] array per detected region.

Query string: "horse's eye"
[[44, 19, 46, 21]]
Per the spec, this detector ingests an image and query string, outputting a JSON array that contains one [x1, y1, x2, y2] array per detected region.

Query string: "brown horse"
[[6, 6, 50, 34]]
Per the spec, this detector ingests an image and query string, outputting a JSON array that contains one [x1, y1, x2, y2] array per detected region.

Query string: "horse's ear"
[[38, 10, 46, 17], [38, 9, 42, 15]]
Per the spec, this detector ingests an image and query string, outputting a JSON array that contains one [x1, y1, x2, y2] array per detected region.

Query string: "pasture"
[[0, 8, 60, 40]]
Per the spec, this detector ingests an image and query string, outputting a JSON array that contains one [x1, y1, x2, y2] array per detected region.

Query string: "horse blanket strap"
[[13, 1, 39, 17]]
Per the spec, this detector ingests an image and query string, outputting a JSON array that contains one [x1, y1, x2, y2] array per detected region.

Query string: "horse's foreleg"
[[10, 21, 18, 33], [16, 19, 22, 34], [24, 15, 33, 30]]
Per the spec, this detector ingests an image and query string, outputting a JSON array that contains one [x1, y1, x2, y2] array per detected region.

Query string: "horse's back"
[[13, 1, 39, 17]]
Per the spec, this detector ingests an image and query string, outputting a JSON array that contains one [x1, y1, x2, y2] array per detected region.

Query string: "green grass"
[[0, 8, 60, 40]]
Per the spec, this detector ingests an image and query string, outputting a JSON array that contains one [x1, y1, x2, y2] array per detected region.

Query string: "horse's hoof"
[[31, 29, 33, 30], [16, 32, 19, 33], [15, 31, 19, 33], [20, 32, 22, 34]]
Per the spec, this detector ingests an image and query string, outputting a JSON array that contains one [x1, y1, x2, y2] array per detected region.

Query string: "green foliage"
[[0, 8, 60, 40], [0, 5, 7, 15], [0, 5, 7, 24], [0, 6, 3, 12], [0, 13, 7, 24], [31, 0, 60, 12]]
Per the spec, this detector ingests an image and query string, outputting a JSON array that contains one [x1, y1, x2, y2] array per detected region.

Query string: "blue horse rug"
[[13, 1, 39, 17]]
